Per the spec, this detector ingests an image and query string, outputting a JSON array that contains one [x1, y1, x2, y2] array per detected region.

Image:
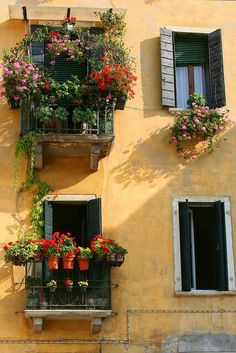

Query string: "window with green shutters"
[[160, 28, 226, 108], [173, 197, 235, 293], [41, 197, 111, 310]]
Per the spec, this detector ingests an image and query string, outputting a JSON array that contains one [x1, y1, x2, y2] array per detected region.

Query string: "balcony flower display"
[[46, 279, 57, 292], [90, 235, 127, 265], [3, 237, 43, 265], [170, 94, 231, 159], [61, 16, 77, 31], [55, 232, 76, 269], [1, 10, 136, 114]]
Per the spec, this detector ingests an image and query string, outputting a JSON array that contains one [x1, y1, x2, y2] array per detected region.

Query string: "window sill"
[[24, 309, 113, 333], [175, 290, 236, 296], [169, 108, 192, 115]]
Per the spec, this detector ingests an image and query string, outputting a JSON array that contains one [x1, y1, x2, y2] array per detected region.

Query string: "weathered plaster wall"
[[0, 1, 236, 352]]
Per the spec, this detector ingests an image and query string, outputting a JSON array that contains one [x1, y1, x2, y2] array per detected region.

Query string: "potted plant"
[[90, 235, 115, 261], [107, 244, 128, 267], [3, 237, 43, 265], [42, 235, 62, 270], [61, 16, 77, 31], [46, 279, 57, 292], [76, 247, 93, 270], [56, 232, 76, 269], [65, 278, 73, 292], [78, 280, 88, 292]]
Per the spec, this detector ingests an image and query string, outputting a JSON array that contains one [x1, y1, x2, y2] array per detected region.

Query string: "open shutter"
[[160, 27, 175, 107], [30, 25, 45, 70], [44, 201, 53, 282], [87, 198, 102, 246], [208, 29, 226, 108], [179, 200, 192, 291], [213, 201, 228, 291]]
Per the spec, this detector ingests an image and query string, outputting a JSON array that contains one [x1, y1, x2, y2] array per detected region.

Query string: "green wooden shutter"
[[160, 27, 175, 107], [87, 198, 102, 246], [45, 56, 88, 82], [179, 200, 192, 291], [213, 201, 228, 291], [208, 29, 226, 108], [90, 27, 104, 35], [30, 25, 45, 70], [44, 200, 53, 282], [174, 33, 209, 65]]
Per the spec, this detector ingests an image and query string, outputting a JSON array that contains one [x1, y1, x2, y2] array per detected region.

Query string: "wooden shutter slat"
[[160, 27, 175, 107], [213, 201, 228, 291], [179, 200, 192, 291], [208, 29, 226, 108]]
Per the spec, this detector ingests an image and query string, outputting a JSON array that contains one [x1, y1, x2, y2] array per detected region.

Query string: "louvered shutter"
[[30, 25, 45, 70], [213, 201, 228, 291], [160, 27, 175, 107], [87, 198, 102, 246], [175, 33, 209, 65], [45, 55, 88, 82], [44, 201, 53, 282], [208, 29, 226, 108], [179, 200, 192, 291]]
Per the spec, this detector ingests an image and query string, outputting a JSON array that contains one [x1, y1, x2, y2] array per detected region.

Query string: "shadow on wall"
[[140, 37, 162, 118], [144, 0, 160, 4], [110, 125, 184, 188]]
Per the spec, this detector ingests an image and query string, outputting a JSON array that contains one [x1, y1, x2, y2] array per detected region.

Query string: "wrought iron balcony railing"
[[20, 98, 115, 136]]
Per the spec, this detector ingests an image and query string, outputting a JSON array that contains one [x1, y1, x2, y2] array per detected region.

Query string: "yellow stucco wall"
[[0, 1, 236, 352]]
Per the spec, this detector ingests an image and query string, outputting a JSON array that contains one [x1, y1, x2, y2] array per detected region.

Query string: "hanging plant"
[[170, 94, 231, 159]]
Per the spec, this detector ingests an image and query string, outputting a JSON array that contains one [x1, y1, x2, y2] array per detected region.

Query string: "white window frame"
[[172, 196, 236, 294]]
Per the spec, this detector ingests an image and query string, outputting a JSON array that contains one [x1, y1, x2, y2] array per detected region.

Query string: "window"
[[160, 27, 226, 108], [173, 197, 235, 293], [26, 196, 111, 311]]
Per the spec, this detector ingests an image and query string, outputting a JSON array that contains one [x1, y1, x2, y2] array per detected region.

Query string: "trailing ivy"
[[29, 181, 51, 238], [15, 132, 38, 189]]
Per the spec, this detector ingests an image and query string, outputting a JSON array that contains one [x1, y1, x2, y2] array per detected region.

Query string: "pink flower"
[[19, 86, 28, 91], [50, 60, 55, 65], [13, 62, 21, 69], [197, 113, 202, 117], [183, 115, 188, 120], [194, 118, 200, 124], [181, 125, 187, 130], [201, 126, 206, 131], [33, 74, 39, 80], [13, 95, 20, 101]]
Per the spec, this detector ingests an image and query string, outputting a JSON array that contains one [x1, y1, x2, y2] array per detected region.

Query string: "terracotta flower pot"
[[63, 255, 75, 269], [48, 256, 59, 270], [77, 256, 89, 271]]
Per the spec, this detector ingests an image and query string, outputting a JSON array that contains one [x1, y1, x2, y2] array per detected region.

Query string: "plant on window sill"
[[170, 94, 232, 159]]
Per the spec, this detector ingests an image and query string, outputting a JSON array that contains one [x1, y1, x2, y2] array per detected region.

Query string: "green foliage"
[[98, 8, 126, 38], [77, 247, 93, 258], [72, 107, 96, 124], [35, 105, 54, 124], [26, 276, 41, 288], [30, 181, 51, 237], [53, 107, 69, 121], [187, 93, 207, 107], [15, 132, 38, 189]]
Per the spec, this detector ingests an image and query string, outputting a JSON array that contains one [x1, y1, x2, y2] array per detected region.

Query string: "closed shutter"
[[45, 56, 88, 82], [213, 201, 228, 291], [179, 200, 192, 291], [208, 29, 226, 108], [175, 33, 208, 65], [160, 27, 175, 107], [44, 200, 53, 282], [87, 198, 102, 246]]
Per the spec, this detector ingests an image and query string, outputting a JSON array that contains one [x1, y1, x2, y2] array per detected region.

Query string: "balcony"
[[24, 258, 113, 333], [20, 99, 115, 171]]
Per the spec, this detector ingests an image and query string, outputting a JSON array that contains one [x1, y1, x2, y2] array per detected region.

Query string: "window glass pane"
[[194, 66, 206, 96], [176, 66, 189, 108]]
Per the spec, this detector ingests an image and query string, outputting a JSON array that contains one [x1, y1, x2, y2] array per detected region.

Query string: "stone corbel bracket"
[[25, 309, 113, 333]]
